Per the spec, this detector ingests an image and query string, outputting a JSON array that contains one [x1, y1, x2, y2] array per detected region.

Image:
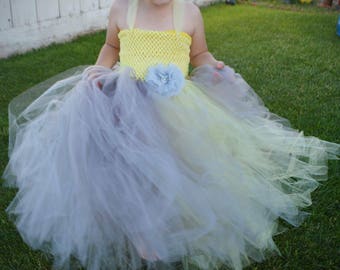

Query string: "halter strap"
[[127, 0, 184, 32], [127, 0, 138, 30]]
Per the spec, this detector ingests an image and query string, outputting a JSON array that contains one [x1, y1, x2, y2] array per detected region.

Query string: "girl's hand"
[[84, 65, 109, 90], [97, 81, 103, 89], [87, 69, 103, 90], [215, 61, 225, 70]]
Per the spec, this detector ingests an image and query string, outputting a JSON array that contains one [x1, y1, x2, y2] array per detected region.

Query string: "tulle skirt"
[[2, 64, 339, 270]]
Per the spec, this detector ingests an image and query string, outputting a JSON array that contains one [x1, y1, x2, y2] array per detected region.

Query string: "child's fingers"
[[97, 81, 103, 89], [88, 72, 99, 80], [86, 71, 103, 90], [216, 61, 225, 69]]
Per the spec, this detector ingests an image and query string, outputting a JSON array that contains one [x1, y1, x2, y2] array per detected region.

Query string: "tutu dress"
[[2, 2, 339, 270]]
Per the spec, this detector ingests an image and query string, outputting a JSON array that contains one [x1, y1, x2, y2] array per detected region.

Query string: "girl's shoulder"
[[184, 1, 201, 14], [109, 0, 130, 30], [182, 2, 203, 36], [109, 0, 129, 15]]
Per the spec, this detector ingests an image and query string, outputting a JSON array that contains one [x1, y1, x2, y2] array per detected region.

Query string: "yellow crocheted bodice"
[[118, 28, 192, 80]]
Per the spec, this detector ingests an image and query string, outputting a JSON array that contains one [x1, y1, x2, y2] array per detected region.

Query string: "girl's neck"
[[131, 0, 176, 31], [141, 0, 174, 9]]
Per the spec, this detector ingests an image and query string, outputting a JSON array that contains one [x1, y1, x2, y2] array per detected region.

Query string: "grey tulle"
[[2, 64, 339, 270]]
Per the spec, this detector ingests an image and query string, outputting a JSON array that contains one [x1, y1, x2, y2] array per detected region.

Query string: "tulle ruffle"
[[2, 64, 339, 270]]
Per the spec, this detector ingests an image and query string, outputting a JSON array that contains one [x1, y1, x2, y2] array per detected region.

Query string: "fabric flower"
[[144, 64, 185, 97]]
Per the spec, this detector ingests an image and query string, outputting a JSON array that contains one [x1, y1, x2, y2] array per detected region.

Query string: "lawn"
[[0, 3, 339, 270]]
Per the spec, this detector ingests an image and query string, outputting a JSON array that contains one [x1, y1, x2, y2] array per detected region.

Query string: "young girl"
[[2, 0, 339, 270]]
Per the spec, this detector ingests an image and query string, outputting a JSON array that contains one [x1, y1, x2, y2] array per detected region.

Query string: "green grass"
[[241, 0, 340, 11], [0, 3, 339, 270]]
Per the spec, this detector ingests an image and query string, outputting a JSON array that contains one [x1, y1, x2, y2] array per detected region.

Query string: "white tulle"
[[2, 64, 339, 270]]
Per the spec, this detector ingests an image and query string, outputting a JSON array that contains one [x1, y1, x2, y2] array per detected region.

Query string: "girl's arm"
[[189, 5, 224, 69], [95, 2, 121, 68]]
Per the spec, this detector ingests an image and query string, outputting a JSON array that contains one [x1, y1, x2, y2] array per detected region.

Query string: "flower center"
[[159, 73, 170, 84]]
